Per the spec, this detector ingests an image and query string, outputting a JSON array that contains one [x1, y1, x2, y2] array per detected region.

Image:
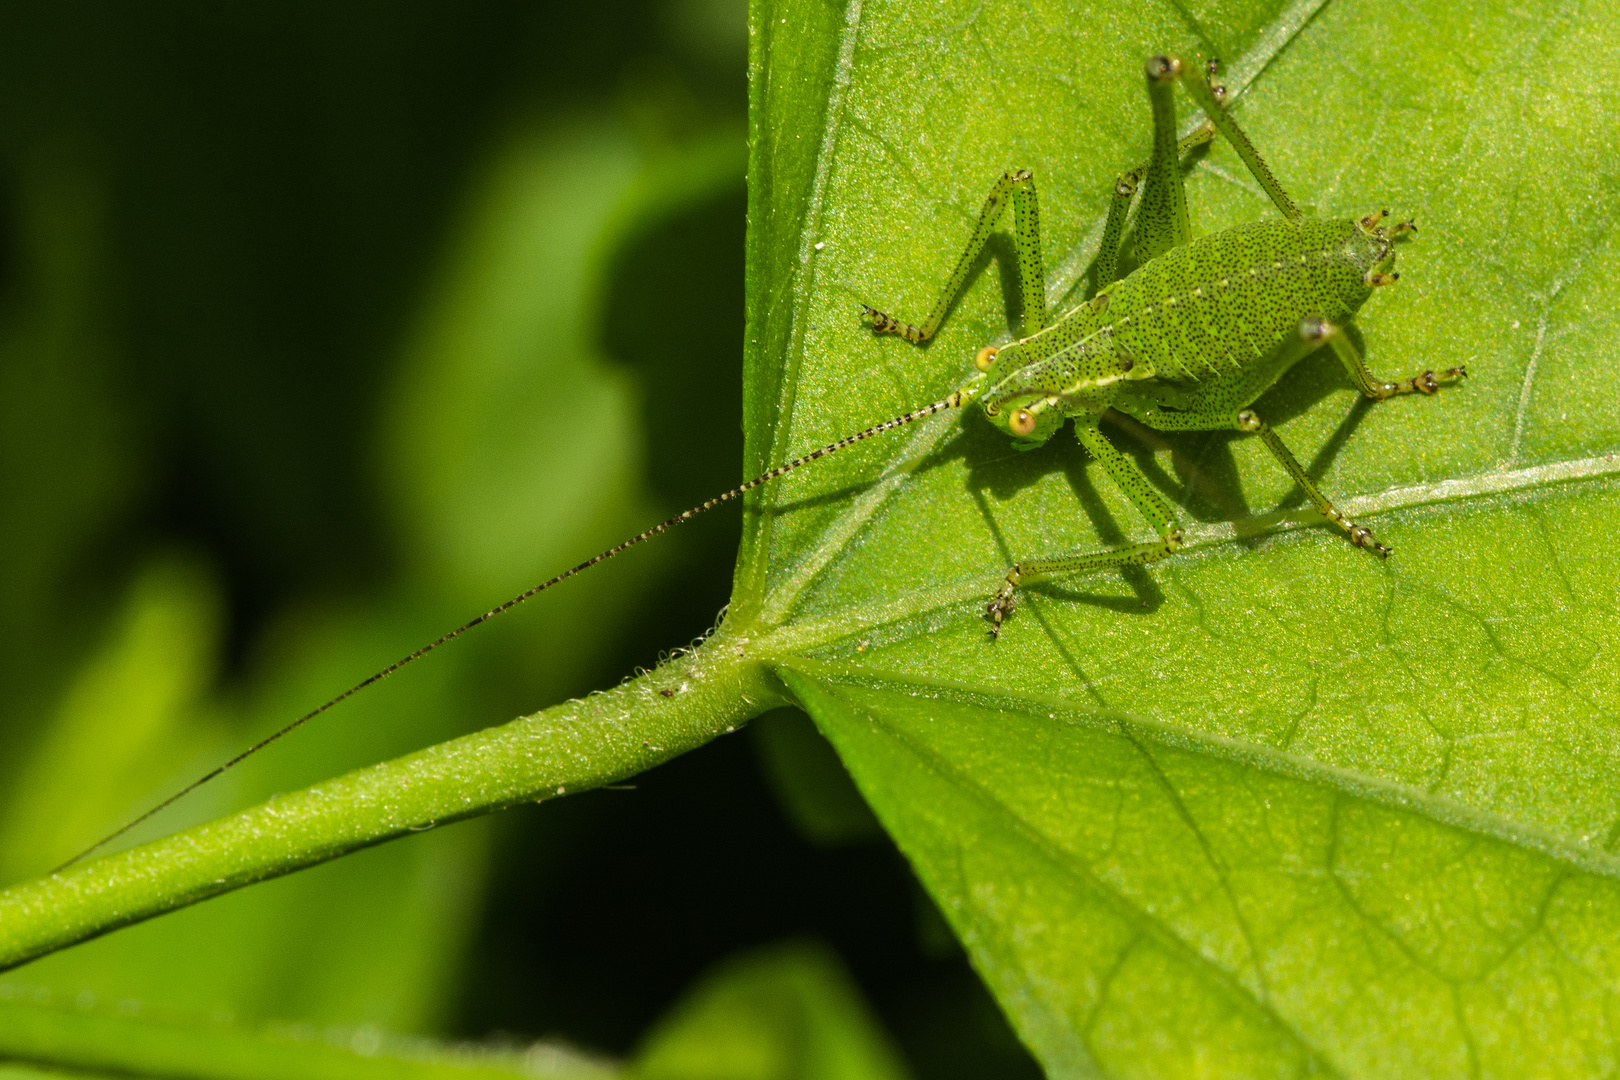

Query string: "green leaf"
[[629, 941, 911, 1080], [0, 987, 617, 1080], [739, 0, 1620, 1073]]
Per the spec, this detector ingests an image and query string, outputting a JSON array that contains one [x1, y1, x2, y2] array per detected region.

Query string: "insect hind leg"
[[1130, 56, 1196, 263], [1175, 56, 1303, 222]]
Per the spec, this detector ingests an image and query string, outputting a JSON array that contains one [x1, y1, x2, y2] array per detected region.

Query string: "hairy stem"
[[0, 631, 788, 970]]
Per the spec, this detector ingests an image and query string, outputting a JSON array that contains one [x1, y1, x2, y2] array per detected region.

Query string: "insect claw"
[[1357, 210, 1393, 233], [985, 599, 1008, 638], [862, 303, 926, 343], [985, 573, 1022, 638], [1346, 523, 1392, 556]]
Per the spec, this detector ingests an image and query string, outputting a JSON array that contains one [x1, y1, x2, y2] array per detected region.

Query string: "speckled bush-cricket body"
[[861, 54, 1465, 635]]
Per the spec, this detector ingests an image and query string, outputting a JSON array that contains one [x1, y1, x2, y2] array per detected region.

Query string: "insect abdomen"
[[1108, 218, 1371, 382]]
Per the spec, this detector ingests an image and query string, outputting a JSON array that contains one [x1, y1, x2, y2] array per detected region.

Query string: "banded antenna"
[[56, 384, 978, 873]]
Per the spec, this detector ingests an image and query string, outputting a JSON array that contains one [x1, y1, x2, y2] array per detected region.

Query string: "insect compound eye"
[[1010, 408, 1038, 436], [975, 345, 999, 372]]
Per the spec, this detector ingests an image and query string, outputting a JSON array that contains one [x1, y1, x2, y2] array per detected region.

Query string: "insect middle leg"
[[863, 169, 1048, 342], [1301, 317, 1468, 401], [1135, 403, 1393, 554], [986, 422, 1184, 636]]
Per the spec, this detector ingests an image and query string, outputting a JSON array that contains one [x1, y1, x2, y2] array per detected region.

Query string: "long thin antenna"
[[55, 384, 978, 873]]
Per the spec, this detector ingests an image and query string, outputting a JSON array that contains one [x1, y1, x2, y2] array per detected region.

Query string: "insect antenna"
[[55, 383, 979, 873]]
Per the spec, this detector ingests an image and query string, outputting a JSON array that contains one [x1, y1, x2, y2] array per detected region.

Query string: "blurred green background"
[[0, 2, 1039, 1076]]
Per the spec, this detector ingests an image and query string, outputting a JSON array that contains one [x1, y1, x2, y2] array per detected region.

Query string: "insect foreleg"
[[986, 421, 1184, 636], [1135, 403, 1393, 555], [1301, 316, 1468, 401], [864, 168, 1047, 343]]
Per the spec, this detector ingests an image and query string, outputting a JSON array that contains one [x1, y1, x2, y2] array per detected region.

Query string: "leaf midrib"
[[753, 451, 1620, 661]]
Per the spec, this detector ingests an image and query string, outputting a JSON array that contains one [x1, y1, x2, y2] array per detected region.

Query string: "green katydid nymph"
[[863, 54, 1463, 635], [63, 52, 1462, 868]]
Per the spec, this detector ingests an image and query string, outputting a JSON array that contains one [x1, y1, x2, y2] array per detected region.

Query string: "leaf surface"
[[741, 0, 1620, 1072]]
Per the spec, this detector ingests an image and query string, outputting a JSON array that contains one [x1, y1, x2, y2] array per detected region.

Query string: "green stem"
[[0, 633, 788, 971]]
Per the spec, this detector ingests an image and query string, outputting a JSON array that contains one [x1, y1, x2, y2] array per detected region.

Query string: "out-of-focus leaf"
[[0, 987, 619, 1080], [630, 941, 909, 1080], [0, 120, 746, 1034], [0, 557, 221, 882], [0, 148, 138, 794]]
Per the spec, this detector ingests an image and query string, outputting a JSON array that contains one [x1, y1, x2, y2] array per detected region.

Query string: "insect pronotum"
[[63, 53, 1463, 869]]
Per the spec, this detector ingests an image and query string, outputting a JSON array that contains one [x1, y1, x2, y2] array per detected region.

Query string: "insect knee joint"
[[1145, 55, 1181, 81], [1297, 316, 1338, 344], [862, 304, 926, 343], [1236, 409, 1263, 432]]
